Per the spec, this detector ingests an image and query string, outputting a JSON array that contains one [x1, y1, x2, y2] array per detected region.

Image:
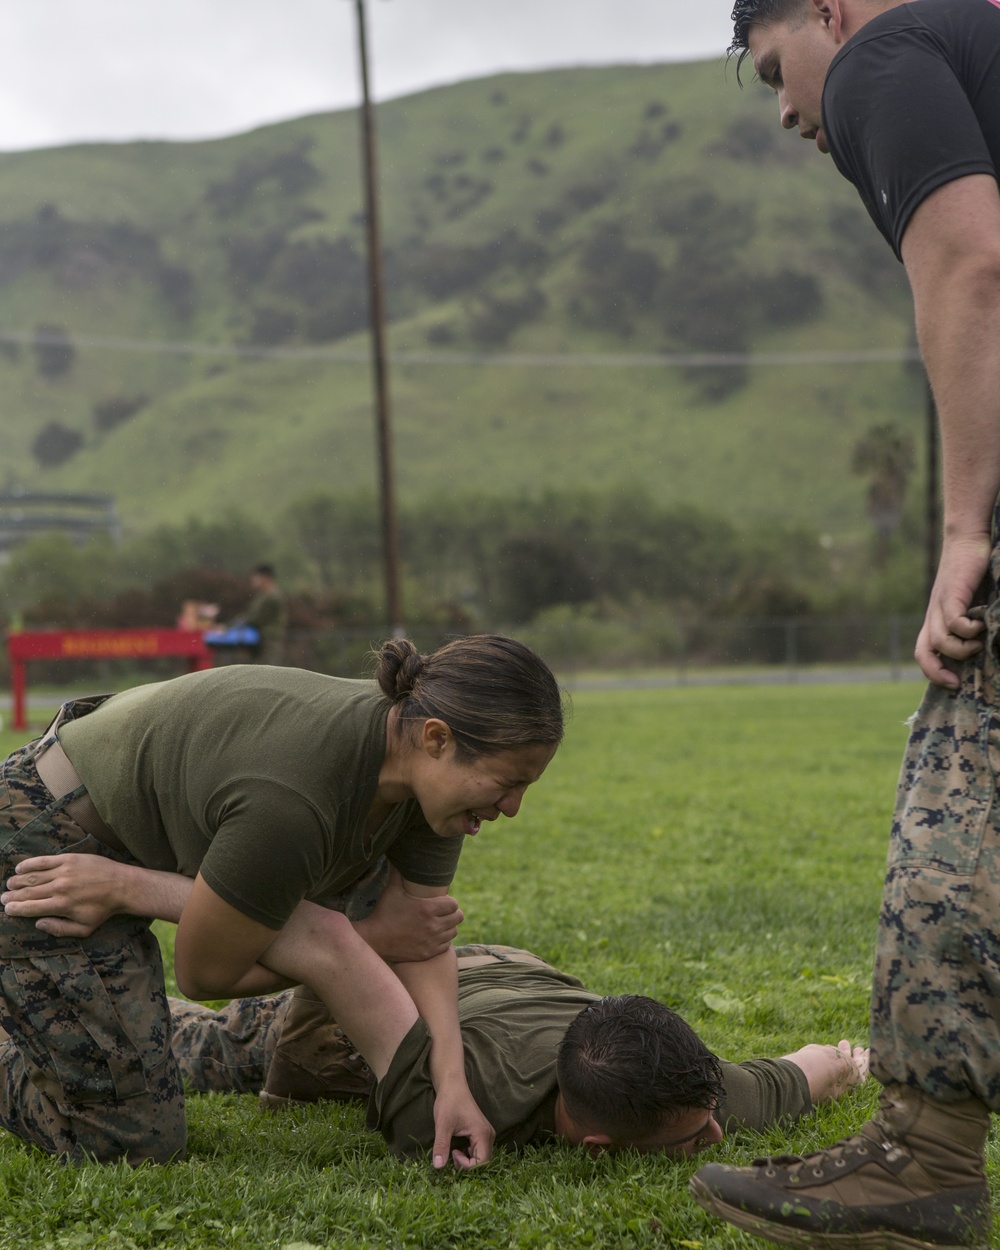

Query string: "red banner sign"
[[5, 629, 212, 731], [8, 629, 211, 662]]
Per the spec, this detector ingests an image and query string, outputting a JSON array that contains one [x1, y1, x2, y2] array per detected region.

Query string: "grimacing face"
[[411, 734, 556, 840], [748, 9, 841, 153]]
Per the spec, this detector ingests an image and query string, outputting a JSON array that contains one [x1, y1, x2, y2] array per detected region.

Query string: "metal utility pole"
[[925, 372, 939, 606], [353, 0, 404, 635]]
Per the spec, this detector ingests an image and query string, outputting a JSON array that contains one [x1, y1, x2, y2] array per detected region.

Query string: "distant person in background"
[[242, 563, 287, 665]]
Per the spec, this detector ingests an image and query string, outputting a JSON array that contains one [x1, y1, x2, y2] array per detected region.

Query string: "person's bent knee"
[[56, 1068, 188, 1166]]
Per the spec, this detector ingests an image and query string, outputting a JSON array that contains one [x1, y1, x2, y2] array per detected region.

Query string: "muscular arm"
[[902, 174, 1000, 686]]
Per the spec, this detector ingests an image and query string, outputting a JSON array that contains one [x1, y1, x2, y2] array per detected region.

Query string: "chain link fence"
[[270, 611, 926, 684], [1, 612, 925, 696]]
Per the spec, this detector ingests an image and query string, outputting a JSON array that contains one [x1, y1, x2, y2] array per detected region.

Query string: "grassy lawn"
[[0, 683, 995, 1248]]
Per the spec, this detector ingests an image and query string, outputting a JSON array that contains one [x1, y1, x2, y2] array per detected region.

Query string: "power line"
[[6, 328, 920, 369]]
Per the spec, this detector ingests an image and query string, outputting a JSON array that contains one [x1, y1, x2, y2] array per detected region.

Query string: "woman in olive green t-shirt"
[[0, 634, 563, 1170]]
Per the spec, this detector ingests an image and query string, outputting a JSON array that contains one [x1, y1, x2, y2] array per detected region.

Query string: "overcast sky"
[[0, 2, 734, 151]]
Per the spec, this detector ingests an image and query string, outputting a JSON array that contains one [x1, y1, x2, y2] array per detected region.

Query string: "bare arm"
[[3, 856, 464, 961], [174, 875, 418, 1077], [173, 874, 300, 999], [392, 879, 495, 1170], [902, 175, 1000, 686], [6, 857, 486, 1166], [254, 896, 419, 1078], [2, 854, 192, 936]]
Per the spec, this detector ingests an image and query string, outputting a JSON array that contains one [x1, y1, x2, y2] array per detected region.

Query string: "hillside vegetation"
[[0, 61, 920, 538]]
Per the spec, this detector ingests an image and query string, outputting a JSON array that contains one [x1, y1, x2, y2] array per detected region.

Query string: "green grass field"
[[0, 683, 996, 1248]]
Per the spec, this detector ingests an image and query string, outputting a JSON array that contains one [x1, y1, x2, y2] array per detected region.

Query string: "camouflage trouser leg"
[[169, 995, 291, 1095], [0, 735, 186, 1164], [870, 514, 1000, 1109]]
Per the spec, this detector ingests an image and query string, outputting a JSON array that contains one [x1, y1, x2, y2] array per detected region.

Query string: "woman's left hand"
[[432, 1081, 495, 1170], [356, 868, 464, 962]]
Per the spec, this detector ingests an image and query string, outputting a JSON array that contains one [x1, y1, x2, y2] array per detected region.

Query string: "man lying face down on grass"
[[169, 944, 868, 1162], [2, 848, 866, 1165]]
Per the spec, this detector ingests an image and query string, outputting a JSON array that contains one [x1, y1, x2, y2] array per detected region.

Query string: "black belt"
[[34, 741, 128, 855]]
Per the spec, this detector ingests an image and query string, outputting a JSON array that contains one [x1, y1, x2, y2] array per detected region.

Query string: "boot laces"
[[753, 1124, 902, 1182], [346, 1048, 371, 1075]]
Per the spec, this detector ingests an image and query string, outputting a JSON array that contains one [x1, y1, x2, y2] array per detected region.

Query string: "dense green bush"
[[30, 420, 83, 466]]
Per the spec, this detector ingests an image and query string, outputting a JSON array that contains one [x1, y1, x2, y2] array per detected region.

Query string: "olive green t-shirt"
[[368, 962, 812, 1157], [59, 667, 462, 929]]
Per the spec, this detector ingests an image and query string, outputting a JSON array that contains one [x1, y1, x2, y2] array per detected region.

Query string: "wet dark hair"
[[373, 634, 564, 760], [253, 563, 276, 578], [556, 995, 724, 1144], [730, 0, 809, 79]]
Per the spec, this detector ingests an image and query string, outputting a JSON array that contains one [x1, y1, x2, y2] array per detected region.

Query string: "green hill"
[[0, 61, 921, 539]]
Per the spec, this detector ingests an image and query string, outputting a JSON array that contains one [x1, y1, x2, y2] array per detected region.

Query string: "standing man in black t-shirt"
[[691, 3, 1000, 1248]]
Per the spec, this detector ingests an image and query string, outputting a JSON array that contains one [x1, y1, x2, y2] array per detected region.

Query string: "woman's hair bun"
[[374, 638, 425, 701], [373, 633, 563, 758]]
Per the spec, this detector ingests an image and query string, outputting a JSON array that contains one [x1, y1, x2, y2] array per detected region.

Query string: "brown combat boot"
[[259, 985, 375, 1109], [690, 1083, 992, 1249]]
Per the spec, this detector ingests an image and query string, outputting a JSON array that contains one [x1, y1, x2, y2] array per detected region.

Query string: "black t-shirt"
[[823, 0, 1000, 258]]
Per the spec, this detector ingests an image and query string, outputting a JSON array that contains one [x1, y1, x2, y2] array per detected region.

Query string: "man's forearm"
[[900, 177, 1000, 681], [256, 900, 419, 1078]]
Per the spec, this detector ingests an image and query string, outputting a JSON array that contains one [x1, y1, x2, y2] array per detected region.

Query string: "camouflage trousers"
[[168, 995, 290, 1095], [0, 699, 392, 1163], [0, 700, 185, 1165], [870, 519, 1000, 1109], [172, 945, 547, 1095]]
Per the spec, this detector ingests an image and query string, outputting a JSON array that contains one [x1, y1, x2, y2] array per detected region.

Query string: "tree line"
[[0, 479, 925, 647]]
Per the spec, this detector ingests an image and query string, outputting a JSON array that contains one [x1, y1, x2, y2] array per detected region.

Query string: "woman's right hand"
[[1, 853, 128, 936], [354, 868, 463, 962], [2, 854, 193, 934]]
